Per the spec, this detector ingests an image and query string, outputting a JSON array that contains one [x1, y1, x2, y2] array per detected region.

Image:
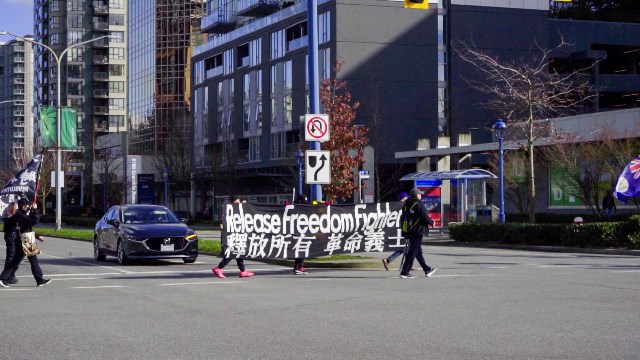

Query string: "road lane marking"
[[49, 278, 97, 281], [69, 285, 129, 289], [1, 288, 35, 291], [159, 281, 242, 286], [40, 253, 128, 273]]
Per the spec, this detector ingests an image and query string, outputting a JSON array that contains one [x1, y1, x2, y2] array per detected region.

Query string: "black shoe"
[[400, 273, 414, 279], [7, 277, 18, 285], [37, 279, 52, 287], [425, 268, 437, 277], [0, 280, 10, 288], [382, 259, 390, 271]]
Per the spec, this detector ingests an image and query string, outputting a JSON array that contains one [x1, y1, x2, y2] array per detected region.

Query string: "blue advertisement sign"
[[137, 174, 155, 204], [416, 179, 442, 187]]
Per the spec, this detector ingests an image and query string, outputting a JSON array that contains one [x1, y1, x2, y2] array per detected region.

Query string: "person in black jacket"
[[0, 198, 50, 288], [399, 188, 436, 279], [2, 201, 20, 285]]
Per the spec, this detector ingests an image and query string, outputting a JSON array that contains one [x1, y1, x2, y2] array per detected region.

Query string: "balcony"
[[13, 110, 25, 117], [206, 66, 223, 78], [237, 0, 280, 17], [13, 67, 25, 74], [237, 149, 249, 163], [12, 141, 24, 148], [93, 72, 109, 81], [93, 106, 108, 115], [13, 56, 24, 63], [95, 121, 109, 133], [13, 88, 24, 95], [93, 55, 108, 64], [287, 36, 308, 52], [12, 45, 25, 52], [93, 89, 108, 98], [92, 3, 109, 15], [13, 78, 25, 84], [201, 9, 237, 34], [93, 21, 109, 31], [93, 38, 109, 48], [13, 132, 24, 138], [14, 121, 24, 127]]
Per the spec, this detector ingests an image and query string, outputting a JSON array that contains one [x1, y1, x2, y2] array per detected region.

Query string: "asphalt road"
[[1, 237, 638, 359]]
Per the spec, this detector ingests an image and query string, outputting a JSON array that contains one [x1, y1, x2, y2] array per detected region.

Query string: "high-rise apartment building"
[[33, 0, 128, 206], [0, 37, 34, 171], [128, 0, 205, 156]]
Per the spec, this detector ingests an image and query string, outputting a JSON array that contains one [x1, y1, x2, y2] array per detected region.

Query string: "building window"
[[109, 31, 125, 43], [108, 115, 124, 127], [249, 136, 260, 162], [109, 14, 125, 26], [284, 95, 292, 124], [109, 81, 125, 93], [69, 14, 82, 28], [286, 22, 308, 52], [109, 47, 125, 60], [270, 132, 286, 159], [67, 47, 84, 62], [319, 11, 331, 44], [68, 30, 83, 45], [50, 33, 60, 45], [109, 98, 125, 110], [109, 0, 124, 9], [271, 30, 285, 60], [108, 64, 124, 76]]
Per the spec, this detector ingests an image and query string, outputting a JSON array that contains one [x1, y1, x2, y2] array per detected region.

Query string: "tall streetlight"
[[295, 149, 304, 196], [493, 119, 506, 223], [0, 31, 110, 230]]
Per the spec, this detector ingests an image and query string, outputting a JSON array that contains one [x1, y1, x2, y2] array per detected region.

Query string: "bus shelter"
[[400, 169, 498, 226]]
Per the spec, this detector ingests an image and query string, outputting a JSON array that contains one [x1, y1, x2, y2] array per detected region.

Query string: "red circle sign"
[[306, 116, 328, 139]]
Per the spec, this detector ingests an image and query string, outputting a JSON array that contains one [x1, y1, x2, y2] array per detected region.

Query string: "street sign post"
[[304, 114, 330, 142], [305, 150, 331, 184]]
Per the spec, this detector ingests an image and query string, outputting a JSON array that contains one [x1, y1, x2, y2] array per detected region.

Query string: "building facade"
[[191, 0, 640, 216], [128, 0, 206, 156], [0, 38, 35, 170], [33, 0, 128, 208]]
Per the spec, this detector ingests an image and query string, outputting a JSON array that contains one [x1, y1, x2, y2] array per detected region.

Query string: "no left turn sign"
[[304, 114, 330, 142]]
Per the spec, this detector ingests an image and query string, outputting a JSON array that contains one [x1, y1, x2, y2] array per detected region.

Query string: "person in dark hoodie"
[[0, 198, 50, 288], [399, 189, 436, 279], [2, 200, 20, 285]]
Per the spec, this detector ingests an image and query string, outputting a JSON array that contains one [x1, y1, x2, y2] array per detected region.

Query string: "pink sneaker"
[[239, 270, 254, 278], [212, 267, 226, 278]]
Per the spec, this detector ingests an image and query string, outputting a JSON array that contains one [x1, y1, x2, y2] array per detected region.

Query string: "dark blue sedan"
[[94, 205, 198, 265]]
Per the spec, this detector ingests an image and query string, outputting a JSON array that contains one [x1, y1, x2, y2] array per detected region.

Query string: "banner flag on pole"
[[614, 155, 640, 204], [0, 154, 44, 218], [61, 107, 78, 148], [39, 105, 56, 148]]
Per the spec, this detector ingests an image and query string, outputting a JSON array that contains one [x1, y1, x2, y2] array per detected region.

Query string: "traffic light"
[[404, 0, 428, 10]]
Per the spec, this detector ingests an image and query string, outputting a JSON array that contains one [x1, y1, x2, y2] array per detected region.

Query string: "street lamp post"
[[493, 119, 506, 223], [295, 149, 304, 196], [163, 167, 169, 207], [0, 31, 110, 230]]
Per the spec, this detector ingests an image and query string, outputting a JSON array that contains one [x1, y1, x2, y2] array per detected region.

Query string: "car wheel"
[[183, 258, 197, 264], [94, 236, 106, 261], [117, 240, 129, 265]]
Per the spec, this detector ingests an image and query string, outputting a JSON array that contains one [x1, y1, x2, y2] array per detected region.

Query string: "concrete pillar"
[[437, 136, 450, 228], [437, 136, 450, 171], [416, 138, 430, 172]]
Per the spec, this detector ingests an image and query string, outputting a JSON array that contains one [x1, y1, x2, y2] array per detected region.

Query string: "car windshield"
[[121, 208, 181, 224]]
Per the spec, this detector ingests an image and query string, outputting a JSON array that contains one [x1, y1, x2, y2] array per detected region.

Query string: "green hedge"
[[449, 218, 640, 249], [505, 212, 633, 224]]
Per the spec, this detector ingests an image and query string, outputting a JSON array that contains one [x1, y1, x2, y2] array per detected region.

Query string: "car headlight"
[[122, 233, 144, 241], [185, 233, 198, 240]]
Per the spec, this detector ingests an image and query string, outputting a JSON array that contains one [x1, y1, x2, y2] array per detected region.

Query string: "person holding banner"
[[0, 198, 51, 288], [293, 194, 309, 275], [2, 201, 20, 285], [399, 189, 436, 279], [212, 195, 255, 279]]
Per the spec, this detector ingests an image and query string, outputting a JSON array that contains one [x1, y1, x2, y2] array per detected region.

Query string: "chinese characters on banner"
[[222, 202, 405, 259]]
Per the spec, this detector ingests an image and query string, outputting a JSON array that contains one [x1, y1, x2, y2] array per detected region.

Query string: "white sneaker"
[[0, 280, 10, 288], [425, 268, 437, 277]]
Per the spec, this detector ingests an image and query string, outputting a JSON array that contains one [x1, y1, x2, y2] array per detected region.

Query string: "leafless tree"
[[455, 37, 597, 222]]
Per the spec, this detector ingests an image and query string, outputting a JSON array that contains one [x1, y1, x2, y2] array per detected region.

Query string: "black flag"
[[0, 154, 44, 218]]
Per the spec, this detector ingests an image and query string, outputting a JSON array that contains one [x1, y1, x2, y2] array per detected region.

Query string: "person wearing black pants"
[[400, 189, 436, 279], [3, 202, 20, 285], [0, 199, 50, 288], [293, 194, 309, 275], [212, 195, 254, 278]]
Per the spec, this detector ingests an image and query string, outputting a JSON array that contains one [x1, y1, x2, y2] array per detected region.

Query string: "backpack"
[[401, 200, 421, 235]]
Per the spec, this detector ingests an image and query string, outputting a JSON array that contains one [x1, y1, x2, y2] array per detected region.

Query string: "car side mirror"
[[106, 219, 120, 227], [180, 218, 188, 223]]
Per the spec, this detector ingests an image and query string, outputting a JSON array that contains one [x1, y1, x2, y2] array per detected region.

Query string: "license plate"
[[161, 244, 174, 252]]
